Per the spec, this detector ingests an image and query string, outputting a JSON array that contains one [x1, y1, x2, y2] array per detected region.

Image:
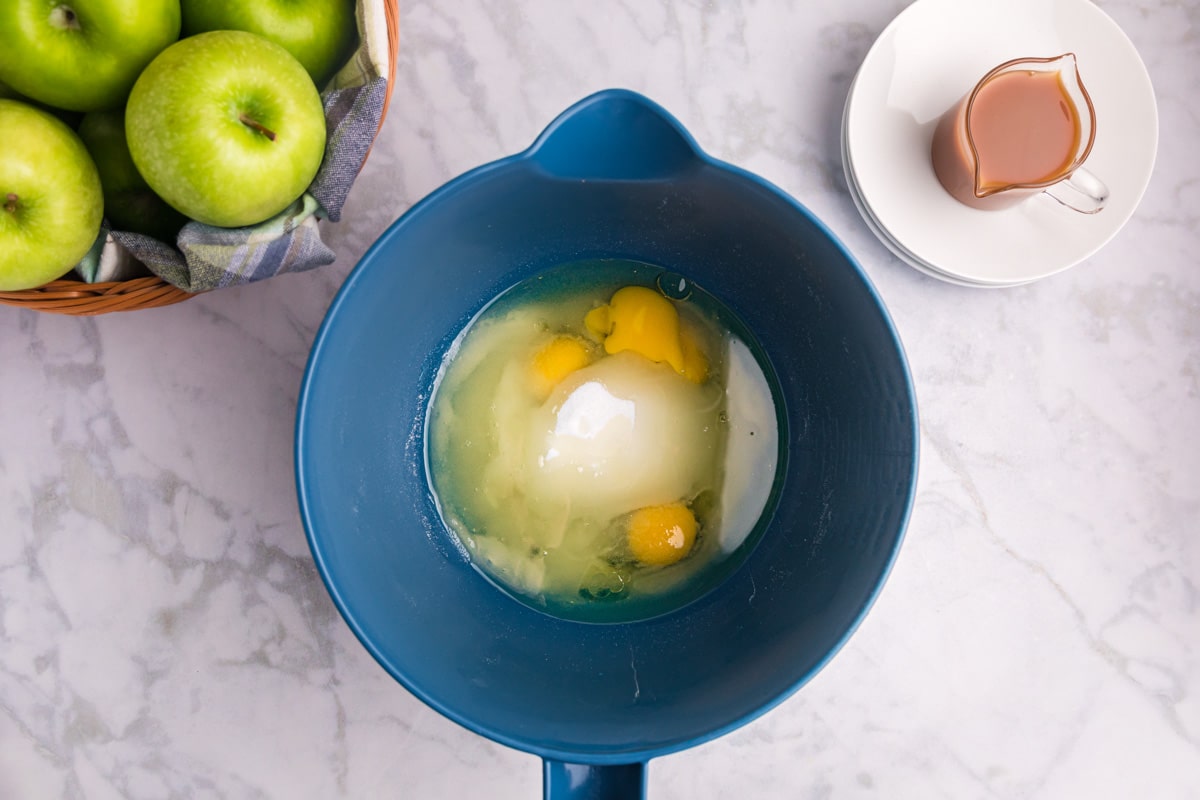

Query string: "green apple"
[[0, 0, 181, 112], [0, 100, 103, 291], [77, 110, 188, 242], [126, 31, 327, 229], [180, 0, 357, 89]]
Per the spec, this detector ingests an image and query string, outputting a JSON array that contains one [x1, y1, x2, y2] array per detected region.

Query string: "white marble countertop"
[[2, 1, 1197, 797]]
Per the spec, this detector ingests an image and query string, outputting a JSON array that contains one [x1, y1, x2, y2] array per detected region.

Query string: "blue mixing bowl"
[[296, 89, 918, 799]]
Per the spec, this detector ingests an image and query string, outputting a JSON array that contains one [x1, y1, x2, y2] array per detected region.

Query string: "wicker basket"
[[0, 0, 400, 317]]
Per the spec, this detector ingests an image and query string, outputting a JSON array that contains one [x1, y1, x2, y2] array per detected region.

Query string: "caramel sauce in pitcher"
[[932, 62, 1087, 210], [970, 70, 1080, 188]]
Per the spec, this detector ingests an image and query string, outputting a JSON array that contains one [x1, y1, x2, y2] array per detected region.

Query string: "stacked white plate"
[[841, 0, 1158, 287]]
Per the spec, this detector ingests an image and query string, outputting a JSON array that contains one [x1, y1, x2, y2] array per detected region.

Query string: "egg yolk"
[[529, 335, 592, 399], [627, 503, 698, 567], [585, 286, 697, 377]]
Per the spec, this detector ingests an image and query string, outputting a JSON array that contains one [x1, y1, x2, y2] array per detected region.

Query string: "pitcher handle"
[[1043, 167, 1109, 215], [543, 760, 647, 800], [525, 89, 702, 180]]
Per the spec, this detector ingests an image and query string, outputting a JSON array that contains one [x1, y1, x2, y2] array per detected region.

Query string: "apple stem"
[[49, 5, 81, 30], [3, 193, 17, 214], [239, 114, 277, 142]]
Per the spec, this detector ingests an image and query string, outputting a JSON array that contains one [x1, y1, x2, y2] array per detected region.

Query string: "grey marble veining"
[[2, 1, 1198, 797]]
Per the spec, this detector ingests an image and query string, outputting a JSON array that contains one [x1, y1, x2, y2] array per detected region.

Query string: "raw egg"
[[426, 260, 779, 620], [627, 503, 698, 566], [586, 285, 708, 383]]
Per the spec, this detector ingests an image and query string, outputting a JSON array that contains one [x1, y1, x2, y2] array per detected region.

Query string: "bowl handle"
[[543, 760, 646, 799], [526, 89, 703, 180]]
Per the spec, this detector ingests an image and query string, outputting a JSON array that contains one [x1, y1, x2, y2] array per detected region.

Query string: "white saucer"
[[844, 123, 993, 289], [843, 0, 1158, 285]]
